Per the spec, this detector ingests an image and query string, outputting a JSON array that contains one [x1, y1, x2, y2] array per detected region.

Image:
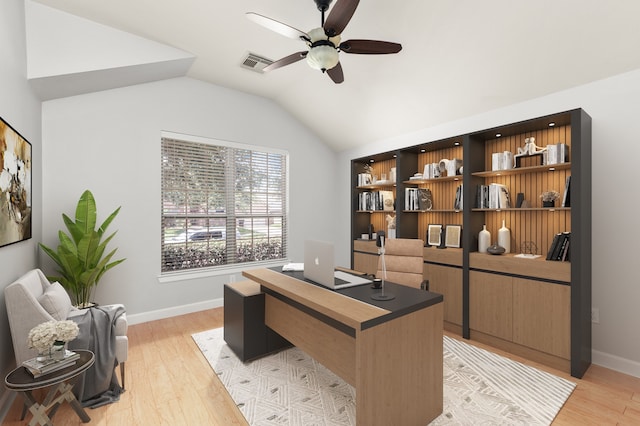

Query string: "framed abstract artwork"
[[0, 116, 32, 247]]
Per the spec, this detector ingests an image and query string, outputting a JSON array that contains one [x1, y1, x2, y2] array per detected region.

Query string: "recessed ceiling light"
[[496, 133, 502, 138], [369, 159, 375, 162], [454, 142, 460, 146], [420, 149, 426, 153], [549, 122, 556, 127]]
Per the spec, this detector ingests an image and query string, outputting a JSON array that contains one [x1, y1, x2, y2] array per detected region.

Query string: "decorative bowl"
[[487, 244, 506, 255]]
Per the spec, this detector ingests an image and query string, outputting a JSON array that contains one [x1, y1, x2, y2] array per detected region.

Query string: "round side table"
[[5, 350, 95, 425]]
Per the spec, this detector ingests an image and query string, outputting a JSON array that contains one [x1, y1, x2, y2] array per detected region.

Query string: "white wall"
[[0, 0, 42, 417], [41, 77, 338, 321], [337, 68, 640, 378]]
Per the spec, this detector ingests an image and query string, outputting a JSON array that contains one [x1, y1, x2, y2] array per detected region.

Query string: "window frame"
[[159, 131, 289, 280]]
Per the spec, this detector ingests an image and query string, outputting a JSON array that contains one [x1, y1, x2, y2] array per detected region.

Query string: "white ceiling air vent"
[[241, 53, 274, 73]]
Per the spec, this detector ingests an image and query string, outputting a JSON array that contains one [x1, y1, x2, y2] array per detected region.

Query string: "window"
[[161, 133, 288, 274]]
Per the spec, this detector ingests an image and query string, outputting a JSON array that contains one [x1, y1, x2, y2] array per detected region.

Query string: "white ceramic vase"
[[498, 219, 511, 253], [478, 225, 490, 253]]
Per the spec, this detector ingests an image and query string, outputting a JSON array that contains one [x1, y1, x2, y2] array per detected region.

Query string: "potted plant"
[[540, 190, 560, 207], [40, 190, 126, 308]]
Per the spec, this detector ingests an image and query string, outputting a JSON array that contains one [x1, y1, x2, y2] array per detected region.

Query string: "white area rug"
[[193, 328, 575, 425]]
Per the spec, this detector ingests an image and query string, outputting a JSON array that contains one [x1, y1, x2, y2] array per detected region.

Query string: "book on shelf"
[[22, 350, 80, 378], [546, 233, 562, 260], [422, 162, 441, 179], [380, 190, 395, 211], [476, 185, 489, 209], [486, 183, 510, 209], [454, 184, 463, 210], [404, 187, 433, 211], [545, 143, 570, 165], [357, 173, 372, 186], [418, 188, 433, 210], [546, 232, 571, 261], [562, 175, 571, 207], [358, 190, 394, 211]]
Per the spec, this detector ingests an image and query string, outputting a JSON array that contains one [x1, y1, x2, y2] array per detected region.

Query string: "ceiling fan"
[[246, 0, 402, 84]]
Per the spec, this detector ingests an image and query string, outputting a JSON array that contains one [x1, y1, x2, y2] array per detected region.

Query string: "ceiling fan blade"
[[263, 51, 308, 72], [339, 39, 402, 54], [327, 62, 344, 84], [323, 0, 360, 37], [246, 12, 309, 40]]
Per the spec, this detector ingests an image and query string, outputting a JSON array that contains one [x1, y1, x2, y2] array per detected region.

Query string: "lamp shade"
[[306, 45, 339, 71]]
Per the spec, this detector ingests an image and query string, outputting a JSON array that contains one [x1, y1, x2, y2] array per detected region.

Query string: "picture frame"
[[0, 116, 32, 248], [444, 224, 462, 248], [427, 224, 442, 247]]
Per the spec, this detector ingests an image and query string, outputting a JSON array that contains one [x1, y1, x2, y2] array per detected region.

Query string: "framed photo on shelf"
[[444, 225, 462, 248], [427, 224, 442, 247]]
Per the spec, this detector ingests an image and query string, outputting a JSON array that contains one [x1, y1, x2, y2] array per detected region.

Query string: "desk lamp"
[[371, 231, 395, 301]]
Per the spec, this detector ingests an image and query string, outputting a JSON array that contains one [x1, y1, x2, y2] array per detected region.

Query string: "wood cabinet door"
[[425, 263, 462, 325], [513, 277, 571, 359], [469, 271, 513, 341]]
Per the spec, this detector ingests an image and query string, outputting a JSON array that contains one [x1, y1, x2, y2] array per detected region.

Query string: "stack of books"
[[476, 183, 511, 209], [546, 232, 571, 261], [22, 350, 80, 378], [405, 187, 433, 211], [358, 190, 394, 211]]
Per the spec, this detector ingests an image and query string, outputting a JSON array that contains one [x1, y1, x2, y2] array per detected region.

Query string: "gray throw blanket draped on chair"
[[69, 305, 125, 408]]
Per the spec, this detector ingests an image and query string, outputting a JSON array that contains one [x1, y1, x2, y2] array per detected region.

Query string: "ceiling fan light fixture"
[[306, 44, 339, 71]]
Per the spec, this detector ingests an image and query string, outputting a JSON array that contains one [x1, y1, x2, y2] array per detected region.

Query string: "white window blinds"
[[161, 135, 288, 273]]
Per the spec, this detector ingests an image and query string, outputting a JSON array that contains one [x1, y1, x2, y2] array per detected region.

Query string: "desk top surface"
[[242, 268, 443, 331]]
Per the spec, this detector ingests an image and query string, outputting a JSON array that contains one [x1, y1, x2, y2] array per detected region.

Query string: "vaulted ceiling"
[[31, 0, 640, 151]]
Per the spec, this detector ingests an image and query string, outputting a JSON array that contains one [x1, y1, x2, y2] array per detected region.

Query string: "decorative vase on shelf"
[[478, 225, 491, 253], [498, 219, 511, 254]]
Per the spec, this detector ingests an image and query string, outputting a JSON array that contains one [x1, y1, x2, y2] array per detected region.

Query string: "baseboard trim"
[[593, 348, 640, 379], [126, 297, 223, 325]]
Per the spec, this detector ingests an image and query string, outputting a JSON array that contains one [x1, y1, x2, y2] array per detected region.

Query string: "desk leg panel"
[[356, 302, 443, 426], [265, 294, 356, 386]]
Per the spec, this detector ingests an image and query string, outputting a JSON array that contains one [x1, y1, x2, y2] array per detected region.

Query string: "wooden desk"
[[242, 268, 444, 426]]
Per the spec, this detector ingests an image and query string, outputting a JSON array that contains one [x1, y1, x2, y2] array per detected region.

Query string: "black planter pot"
[[543, 200, 555, 207]]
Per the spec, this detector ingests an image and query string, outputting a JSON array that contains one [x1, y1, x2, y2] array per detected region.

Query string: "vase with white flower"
[[28, 320, 79, 361]]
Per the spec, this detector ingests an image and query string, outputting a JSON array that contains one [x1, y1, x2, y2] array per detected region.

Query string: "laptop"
[[303, 240, 372, 290]]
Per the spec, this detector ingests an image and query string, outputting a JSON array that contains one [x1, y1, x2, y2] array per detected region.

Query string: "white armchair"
[[4, 269, 128, 388]]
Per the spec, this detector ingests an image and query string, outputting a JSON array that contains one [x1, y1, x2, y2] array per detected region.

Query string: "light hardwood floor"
[[4, 307, 640, 425]]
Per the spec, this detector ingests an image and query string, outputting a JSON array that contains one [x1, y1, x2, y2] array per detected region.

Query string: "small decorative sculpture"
[[520, 241, 539, 256], [438, 158, 462, 177], [517, 137, 547, 156], [386, 214, 396, 229], [386, 214, 396, 239]]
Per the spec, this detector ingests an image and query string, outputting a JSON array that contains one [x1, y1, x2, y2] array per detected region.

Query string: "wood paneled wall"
[[480, 125, 571, 255], [415, 146, 464, 243]]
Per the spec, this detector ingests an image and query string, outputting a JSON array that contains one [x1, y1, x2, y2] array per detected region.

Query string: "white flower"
[[55, 320, 79, 342], [27, 320, 79, 353], [27, 321, 58, 353]]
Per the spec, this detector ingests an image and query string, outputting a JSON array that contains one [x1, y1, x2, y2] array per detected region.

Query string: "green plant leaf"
[[39, 190, 125, 307], [75, 190, 97, 235], [98, 207, 121, 237]]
